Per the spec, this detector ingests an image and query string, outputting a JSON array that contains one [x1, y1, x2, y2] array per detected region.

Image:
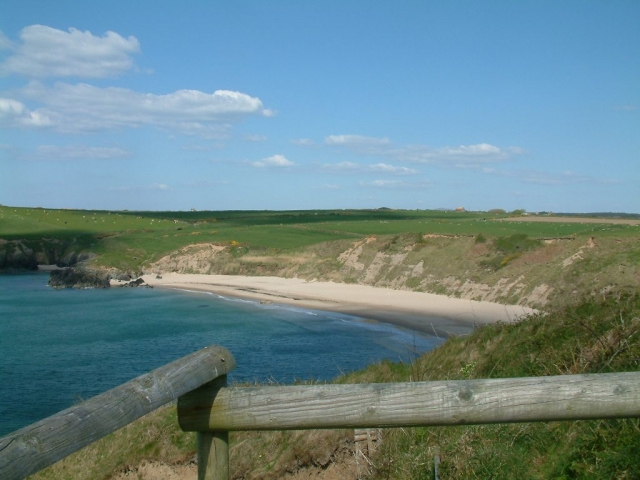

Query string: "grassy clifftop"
[[5, 206, 639, 478], [32, 290, 640, 479]]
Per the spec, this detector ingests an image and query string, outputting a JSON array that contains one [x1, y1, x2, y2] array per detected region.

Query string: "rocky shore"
[[48, 268, 111, 289]]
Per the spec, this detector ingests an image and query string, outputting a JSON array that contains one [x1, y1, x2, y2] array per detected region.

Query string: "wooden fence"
[[0, 345, 234, 480], [1, 345, 639, 480]]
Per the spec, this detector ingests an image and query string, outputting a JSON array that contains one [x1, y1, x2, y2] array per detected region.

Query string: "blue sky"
[[1, 1, 638, 212]]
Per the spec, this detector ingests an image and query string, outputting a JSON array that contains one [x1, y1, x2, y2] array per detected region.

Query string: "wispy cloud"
[[389, 143, 525, 164], [0, 25, 140, 78], [321, 161, 418, 175], [110, 183, 170, 192], [0, 30, 12, 50], [1, 81, 272, 138], [180, 179, 230, 188], [33, 145, 132, 160], [0, 97, 52, 127], [244, 134, 268, 142], [325, 133, 525, 166], [251, 154, 295, 168], [613, 105, 637, 111], [291, 138, 316, 146], [325, 134, 390, 147], [481, 167, 621, 185], [360, 179, 433, 189]]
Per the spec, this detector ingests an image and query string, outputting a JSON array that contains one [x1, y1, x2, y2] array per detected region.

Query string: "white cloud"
[[325, 134, 524, 165], [360, 179, 433, 189], [251, 154, 295, 168], [321, 161, 417, 175], [33, 145, 132, 160], [325, 134, 390, 147], [0, 25, 140, 78], [6, 82, 271, 137], [390, 143, 524, 164], [291, 138, 315, 146], [0, 30, 12, 50], [370, 163, 417, 175], [0, 97, 52, 127]]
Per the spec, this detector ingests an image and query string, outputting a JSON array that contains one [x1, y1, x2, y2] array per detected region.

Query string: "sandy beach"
[[139, 274, 536, 337]]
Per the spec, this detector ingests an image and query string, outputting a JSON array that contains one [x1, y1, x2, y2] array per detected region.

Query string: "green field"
[[2, 207, 637, 247], [2, 205, 639, 277]]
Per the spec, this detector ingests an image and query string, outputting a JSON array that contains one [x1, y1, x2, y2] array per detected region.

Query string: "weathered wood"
[[178, 372, 640, 432], [198, 431, 229, 480], [194, 376, 229, 480], [0, 345, 235, 480]]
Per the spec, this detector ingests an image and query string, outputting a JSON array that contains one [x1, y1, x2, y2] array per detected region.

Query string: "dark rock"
[[122, 278, 145, 287], [0, 244, 38, 271], [48, 268, 111, 289]]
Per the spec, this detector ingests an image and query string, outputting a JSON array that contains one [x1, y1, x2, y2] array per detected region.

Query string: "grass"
[[358, 291, 640, 479], [29, 290, 640, 479], [2, 205, 638, 273], [4, 205, 640, 477]]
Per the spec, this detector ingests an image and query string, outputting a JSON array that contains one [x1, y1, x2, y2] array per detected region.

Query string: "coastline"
[[140, 274, 537, 337]]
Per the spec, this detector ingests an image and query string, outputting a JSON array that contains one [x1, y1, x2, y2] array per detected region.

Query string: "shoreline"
[[139, 274, 537, 338]]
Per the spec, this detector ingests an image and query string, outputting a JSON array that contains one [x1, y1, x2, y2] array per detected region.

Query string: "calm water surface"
[[0, 273, 442, 436]]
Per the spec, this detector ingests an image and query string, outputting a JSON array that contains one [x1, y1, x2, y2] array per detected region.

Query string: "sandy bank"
[[141, 274, 536, 337]]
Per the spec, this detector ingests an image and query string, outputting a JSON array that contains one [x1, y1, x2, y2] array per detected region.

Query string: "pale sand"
[[141, 274, 537, 337]]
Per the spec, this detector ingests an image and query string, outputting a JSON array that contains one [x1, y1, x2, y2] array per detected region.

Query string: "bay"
[[0, 273, 442, 436]]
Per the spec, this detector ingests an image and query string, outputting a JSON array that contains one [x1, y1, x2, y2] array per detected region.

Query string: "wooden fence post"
[[186, 376, 230, 480], [0, 345, 235, 480], [198, 430, 229, 480]]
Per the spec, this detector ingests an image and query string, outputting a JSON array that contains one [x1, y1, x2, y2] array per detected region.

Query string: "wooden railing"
[[1, 345, 639, 480], [0, 345, 234, 480]]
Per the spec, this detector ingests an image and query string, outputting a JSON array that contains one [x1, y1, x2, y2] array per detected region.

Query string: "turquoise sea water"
[[0, 273, 442, 436]]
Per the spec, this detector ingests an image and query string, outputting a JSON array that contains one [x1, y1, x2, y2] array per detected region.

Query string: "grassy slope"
[[30, 291, 640, 480], [3, 206, 638, 309], [4, 207, 638, 477]]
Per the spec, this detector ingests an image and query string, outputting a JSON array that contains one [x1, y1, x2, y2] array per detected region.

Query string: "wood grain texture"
[[0, 345, 235, 480], [178, 372, 640, 432], [198, 430, 229, 479], [195, 376, 229, 480]]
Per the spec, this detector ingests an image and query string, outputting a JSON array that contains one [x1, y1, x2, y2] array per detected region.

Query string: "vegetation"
[[4, 205, 639, 478], [30, 291, 640, 479], [3, 205, 639, 309], [2, 206, 638, 274], [357, 290, 640, 479]]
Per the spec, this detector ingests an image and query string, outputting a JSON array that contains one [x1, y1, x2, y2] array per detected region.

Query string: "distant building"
[[455, 207, 466, 212]]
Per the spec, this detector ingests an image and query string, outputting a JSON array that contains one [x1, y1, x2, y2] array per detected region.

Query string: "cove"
[[0, 273, 442, 436]]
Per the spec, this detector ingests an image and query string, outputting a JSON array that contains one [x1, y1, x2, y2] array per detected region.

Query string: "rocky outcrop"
[[0, 242, 38, 271], [121, 278, 147, 288], [0, 239, 94, 272], [48, 268, 111, 289]]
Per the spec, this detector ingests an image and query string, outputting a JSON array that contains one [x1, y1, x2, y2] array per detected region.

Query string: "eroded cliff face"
[[0, 239, 94, 272], [143, 234, 639, 309], [48, 268, 111, 289], [0, 240, 39, 271]]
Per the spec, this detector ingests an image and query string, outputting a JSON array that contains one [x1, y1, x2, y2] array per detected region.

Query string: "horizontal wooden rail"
[[178, 371, 640, 432], [0, 345, 235, 480]]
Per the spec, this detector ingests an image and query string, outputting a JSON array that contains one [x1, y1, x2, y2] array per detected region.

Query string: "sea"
[[0, 273, 443, 436]]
